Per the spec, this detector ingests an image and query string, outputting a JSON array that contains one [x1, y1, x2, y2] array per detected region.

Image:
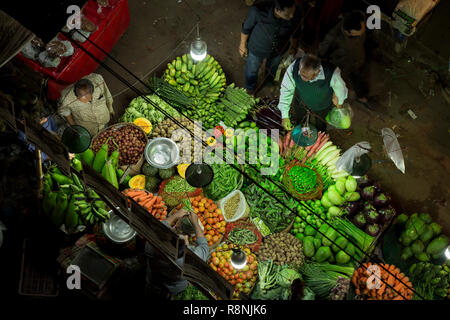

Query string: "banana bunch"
[[218, 83, 259, 127], [42, 165, 110, 232], [71, 188, 111, 227]]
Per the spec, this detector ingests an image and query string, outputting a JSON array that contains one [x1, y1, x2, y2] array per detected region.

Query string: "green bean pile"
[[204, 163, 243, 200], [288, 165, 317, 194], [228, 228, 257, 245]]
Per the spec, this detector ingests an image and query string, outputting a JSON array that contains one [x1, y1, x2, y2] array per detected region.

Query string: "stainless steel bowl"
[[144, 137, 180, 169], [102, 211, 137, 244]]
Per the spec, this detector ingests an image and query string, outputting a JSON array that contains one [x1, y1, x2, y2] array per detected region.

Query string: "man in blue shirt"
[[17, 107, 59, 165], [240, 0, 303, 94], [145, 209, 209, 298]]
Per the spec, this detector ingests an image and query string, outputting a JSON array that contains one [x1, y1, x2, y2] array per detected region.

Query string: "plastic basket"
[[282, 160, 323, 201], [218, 190, 250, 222]]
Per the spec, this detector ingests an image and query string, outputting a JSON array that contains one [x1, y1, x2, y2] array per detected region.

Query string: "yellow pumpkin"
[[128, 174, 146, 189], [133, 118, 152, 134], [177, 163, 190, 179]]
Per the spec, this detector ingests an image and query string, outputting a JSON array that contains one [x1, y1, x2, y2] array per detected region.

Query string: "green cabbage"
[[277, 267, 301, 287]]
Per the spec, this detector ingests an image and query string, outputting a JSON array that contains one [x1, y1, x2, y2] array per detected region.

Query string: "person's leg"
[[314, 107, 331, 132], [265, 54, 284, 83], [245, 51, 264, 93], [349, 72, 369, 101]]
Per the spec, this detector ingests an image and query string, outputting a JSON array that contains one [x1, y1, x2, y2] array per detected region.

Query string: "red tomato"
[[230, 280, 236, 285], [245, 271, 253, 279]]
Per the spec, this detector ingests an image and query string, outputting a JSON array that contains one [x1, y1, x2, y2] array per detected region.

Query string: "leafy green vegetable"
[[120, 94, 181, 125], [174, 285, 210, 300], [277, 267, 301, 287]]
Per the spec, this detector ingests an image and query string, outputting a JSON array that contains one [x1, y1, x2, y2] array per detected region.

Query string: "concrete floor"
[[97, 0, 450, 233]]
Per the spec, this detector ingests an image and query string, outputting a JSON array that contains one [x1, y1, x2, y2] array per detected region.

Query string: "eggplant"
[[373, 192, 391, 208], [365, 223, 381, 237], [365, 209, 380, 224], [353, 212, 367, 228], [344, 202, 360, 216], [361, 186, 376, 201], [357, 175, 371, 188], [378, 206, 395, 223], [373, 181, 382, 193]]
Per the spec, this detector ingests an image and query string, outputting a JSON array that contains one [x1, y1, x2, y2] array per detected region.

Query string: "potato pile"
[[151, 117, 203, 163], [257, 233, 304, 267]]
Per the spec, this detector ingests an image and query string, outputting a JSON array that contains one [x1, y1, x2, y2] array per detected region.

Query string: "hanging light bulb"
[[190, 23, 207, 61], [445, 246, 450, 260], [230, 248, 247, 270]]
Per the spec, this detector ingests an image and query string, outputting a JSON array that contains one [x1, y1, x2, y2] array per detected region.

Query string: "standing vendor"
[[58, 73, 115, 136], [239, 0, 303, 94], [277, 53, 348, 132]]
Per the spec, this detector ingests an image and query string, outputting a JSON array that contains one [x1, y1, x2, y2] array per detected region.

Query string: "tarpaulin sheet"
[[15, 0, 130, 100]]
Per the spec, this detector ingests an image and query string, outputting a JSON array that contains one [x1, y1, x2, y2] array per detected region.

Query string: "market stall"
[[14, 0, 130, 100], [38, 51, 450, 301]]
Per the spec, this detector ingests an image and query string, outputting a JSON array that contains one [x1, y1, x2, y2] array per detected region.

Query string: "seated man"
[[58, 73, 115, 136], [145, 209, 208, 299], [17, 106, 58, 165]]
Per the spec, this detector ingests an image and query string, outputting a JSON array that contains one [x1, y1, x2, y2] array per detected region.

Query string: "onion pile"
[[92, 125, 147, 165]]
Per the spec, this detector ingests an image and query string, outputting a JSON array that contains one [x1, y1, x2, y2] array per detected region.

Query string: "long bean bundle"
[[148, 75, 193, 111], [228, 227, 258, 245]]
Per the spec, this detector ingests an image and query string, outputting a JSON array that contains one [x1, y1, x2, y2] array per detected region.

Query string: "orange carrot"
[[146, 196, 157, 208], [378, 283, 386, 296], [127, 191, 146, 197]]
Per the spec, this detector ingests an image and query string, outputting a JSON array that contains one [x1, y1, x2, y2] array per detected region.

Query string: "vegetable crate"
[[92, 122, 148, 176], [282, 161, 323, 201]]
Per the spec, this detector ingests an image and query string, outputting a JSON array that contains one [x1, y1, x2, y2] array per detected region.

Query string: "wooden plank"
[[0, 106, 235, 299], [0, 93, 17, 132], [183, 250, 234, 300], [22, 111, 70, 175]]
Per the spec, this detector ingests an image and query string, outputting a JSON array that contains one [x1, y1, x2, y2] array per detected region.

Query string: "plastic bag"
[[335, 141, 371, 174], [326, 104, 353, 129], [382, 128, 405, 174], [38, 51, 61, 68]]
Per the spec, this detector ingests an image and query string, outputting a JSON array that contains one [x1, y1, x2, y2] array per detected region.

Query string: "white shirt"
[[277, 60, 348, 119]]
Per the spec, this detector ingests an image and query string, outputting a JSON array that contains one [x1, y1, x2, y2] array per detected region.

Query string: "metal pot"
[[102, 211, 137, 244], [144, 137, 180, 169]]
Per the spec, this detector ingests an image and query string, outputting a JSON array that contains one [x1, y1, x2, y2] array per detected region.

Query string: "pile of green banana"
[[164, 54, 226, 129], [74, 138, 131, 189], [42, 166, 110, 231], [217, 83, 259, 127]]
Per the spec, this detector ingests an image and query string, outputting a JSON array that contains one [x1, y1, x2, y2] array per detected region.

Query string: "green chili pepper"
[[50, 166, 62, 175], [51, 173, 74, 185], [108, 161, 119, 189], [71, 158, 83, 172], [80, 148, 95, 167], [109, 139, 120, 168], [44, 173, 53, 190], [92, 138, 110, 173], [71, 172, 83, 190]]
